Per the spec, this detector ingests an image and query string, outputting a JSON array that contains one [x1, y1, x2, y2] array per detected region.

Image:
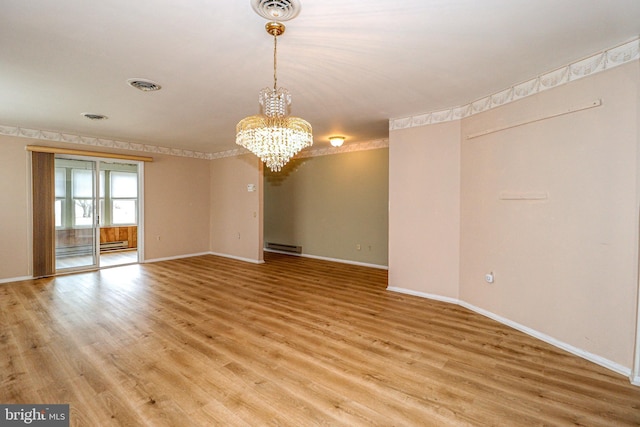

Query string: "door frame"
[[53, 154, 145, 273]]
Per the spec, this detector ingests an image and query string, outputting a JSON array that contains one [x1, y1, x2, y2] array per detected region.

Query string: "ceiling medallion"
[[250, 0, 301, 21]]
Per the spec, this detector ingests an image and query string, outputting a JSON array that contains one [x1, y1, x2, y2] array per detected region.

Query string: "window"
[[110, 171, 137, 225], [54, 168, 66, 228], [54, 161, 138, 229], [72, 169, 94, 226]]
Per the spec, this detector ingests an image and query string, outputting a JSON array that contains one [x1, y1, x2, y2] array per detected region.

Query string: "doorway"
[[54, 156, 142, 272]]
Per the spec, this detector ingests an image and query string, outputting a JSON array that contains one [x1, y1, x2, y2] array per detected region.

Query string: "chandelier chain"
[[273, 34, 278, 91]]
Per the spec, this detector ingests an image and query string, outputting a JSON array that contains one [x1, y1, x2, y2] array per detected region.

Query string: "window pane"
[[55, 199, 63, 227], [111, 172, 137, 198], [74, 199, 93, 226], [100, 171, 105, 198], [99, 199, 105, 226], [72, 169, 94, 198], [55, 168, 66, 197], [112, 200, 136, 225]]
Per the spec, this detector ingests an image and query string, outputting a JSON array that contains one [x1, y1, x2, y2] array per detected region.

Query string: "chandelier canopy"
[[236, 21, 312, 172]]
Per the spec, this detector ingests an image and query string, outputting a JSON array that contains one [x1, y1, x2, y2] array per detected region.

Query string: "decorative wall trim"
[[210, 138, 389, 161], [390, 37, 640, 131], [387, 286, 635, 382], [209, 148, 247, 160], [0, 125, 213, 160], [0, 122, 388, 162], [297, 138, 389, 159]]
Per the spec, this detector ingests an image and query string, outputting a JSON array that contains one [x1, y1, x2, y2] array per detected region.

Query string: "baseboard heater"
[[55, 245, 92, 257], [100, 240, 129, 251], [265, 242, 302, 254]]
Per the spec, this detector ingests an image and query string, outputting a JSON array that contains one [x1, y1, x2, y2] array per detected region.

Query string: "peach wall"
[[144, 153, 211, 260], [210, 154, 263, 263], [0, 136, 31, 280], [460, 63, 639, 369], [388, 121, 461, 299], [389, 61, 640, 372]]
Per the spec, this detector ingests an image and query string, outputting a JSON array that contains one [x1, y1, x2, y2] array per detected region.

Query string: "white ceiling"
[[1, 0, 639, 154]]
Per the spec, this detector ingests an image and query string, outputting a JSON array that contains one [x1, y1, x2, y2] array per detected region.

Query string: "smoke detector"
[[127, 78, 162, 92], [251, 0, 301, 21]]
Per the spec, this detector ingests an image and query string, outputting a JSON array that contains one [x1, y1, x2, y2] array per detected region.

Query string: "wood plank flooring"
[[1, 252, 639, 426]]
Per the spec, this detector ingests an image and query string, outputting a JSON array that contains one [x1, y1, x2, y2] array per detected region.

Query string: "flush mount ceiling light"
[[251, 0, 301, 21], [236, 13, 312, 172], [329, 136, 345, 147], [81, 112, 108, 120], [127, 78, 162, 92]]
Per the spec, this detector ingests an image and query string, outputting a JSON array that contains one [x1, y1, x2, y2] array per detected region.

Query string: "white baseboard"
[[209, 251, 264, 264], [0, 275, 33, 284], [387, 286, 634, 382], [459, 301, 632, 378], [264, 248, 389, 270], [143, 251, 211, 264], [386, 286, 458, 305], [144, 251, 264, 265]]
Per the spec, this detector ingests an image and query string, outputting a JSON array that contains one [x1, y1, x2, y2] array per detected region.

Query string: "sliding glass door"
[[98, 161, 140, 268], [54, 158, 98, 271], [53, 157, 140, 272]]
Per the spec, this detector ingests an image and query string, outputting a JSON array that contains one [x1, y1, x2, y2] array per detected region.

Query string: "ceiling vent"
[[251, 0, 301, 21], [127, 78, 162, 92], [82, 112, 108, 120]]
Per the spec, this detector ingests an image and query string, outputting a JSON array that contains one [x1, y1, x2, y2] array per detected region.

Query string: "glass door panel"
[[99, 161, 140, 267], [54, 158, 98, 271]]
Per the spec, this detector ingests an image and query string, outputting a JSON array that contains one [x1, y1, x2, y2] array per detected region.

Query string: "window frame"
[[54, 162, 138, 229]]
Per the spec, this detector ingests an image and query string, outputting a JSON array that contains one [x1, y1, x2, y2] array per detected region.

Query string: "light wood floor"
[[1, 253, 639, 426]]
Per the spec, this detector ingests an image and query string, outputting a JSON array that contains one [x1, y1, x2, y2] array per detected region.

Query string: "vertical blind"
[[32, 151, 55, 278]]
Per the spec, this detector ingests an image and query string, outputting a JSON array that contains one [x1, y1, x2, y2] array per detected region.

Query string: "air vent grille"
[[251, 0, 301, 21], [82, 113, 108, 120], [127, 78, 162, 92]]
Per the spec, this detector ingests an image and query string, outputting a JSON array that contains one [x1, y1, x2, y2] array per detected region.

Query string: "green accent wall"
[[264, 148, 388, 267]]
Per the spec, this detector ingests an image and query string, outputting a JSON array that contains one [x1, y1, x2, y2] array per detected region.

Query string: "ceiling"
[[1, 0, 639, 155]]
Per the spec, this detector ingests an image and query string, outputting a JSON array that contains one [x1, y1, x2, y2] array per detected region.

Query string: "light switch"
[[247, 184, 256, 192]]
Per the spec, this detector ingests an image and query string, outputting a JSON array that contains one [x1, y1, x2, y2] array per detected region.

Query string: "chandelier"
[[236, 20, 313, 172]]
